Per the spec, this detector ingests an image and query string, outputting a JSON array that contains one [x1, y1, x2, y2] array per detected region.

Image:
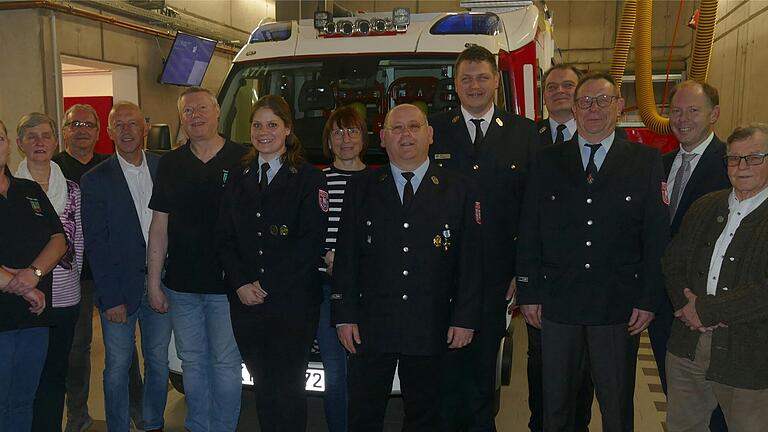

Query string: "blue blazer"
[[81, 153, 160, 314]]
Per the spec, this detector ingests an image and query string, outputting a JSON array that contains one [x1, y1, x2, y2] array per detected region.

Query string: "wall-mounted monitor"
[[160, 32, 217, 86]]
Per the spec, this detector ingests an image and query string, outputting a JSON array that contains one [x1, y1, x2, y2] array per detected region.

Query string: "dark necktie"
[[259, 162, 270, 191], [470, 119, 485, 147], [401, 172, 415, 208], [554, 123, 567, 145], [585, 143, 602, 184]]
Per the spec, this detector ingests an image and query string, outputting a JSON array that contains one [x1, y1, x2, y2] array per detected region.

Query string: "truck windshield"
[[217, 55, 463, 165]]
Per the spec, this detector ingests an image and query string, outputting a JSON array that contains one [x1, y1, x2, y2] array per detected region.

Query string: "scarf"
[[15, 159, 68, 215]]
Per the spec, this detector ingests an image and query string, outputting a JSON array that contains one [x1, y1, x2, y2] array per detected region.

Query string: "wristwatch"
[[29, 265, 43, 278]]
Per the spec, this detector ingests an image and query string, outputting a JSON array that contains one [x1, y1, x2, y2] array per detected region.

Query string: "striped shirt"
[[51, 180, 83, 307], [319, 165, 366, 273]]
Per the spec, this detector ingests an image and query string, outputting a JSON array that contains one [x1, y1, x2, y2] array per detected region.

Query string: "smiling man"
[[333, 104, 481, 432], [516, 72, 669, 431], [663, 123, 768, 432], [429, 45, 538, 432]]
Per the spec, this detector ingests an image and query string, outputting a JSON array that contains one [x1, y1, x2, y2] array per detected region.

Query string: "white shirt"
[[390, 159, 430, 203], [461, 105, 494, 143], [258, 155, 283, 185], [117, 151, 153, 243], [666, 132, 714, 186], [548, 117, 577, 143], [577, 132, 615, 171], [706, 186, 768, 295]]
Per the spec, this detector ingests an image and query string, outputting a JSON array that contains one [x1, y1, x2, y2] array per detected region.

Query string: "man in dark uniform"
[[333, 103, 482, 432], [651, 80, 730, 431], [53, 104, 145, 432], [516, 72, 669, 431], [429, 45, 538, 432], [526, 63, 594, 432]]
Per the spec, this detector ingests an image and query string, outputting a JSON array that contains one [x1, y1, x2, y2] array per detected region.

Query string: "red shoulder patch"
[[661, 182, 670, 206], [319, 190, 330, 212], [474, 201, 482, 225]]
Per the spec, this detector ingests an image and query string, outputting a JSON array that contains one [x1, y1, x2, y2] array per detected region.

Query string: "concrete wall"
[[168, 0, 276, 32], [708, 0, 768, 137]]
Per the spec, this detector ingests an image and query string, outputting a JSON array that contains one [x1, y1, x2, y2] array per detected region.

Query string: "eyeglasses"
[[723, 153, 768, 167], [65, 120, 97, 129], [331, 128, 362, 139], [575, 95, 618, 110], [386, 122, 424, 135]]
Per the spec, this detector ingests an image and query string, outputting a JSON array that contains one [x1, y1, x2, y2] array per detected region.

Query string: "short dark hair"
[[727, 122, 768, 151], [669, 80, 719, 108], [543, 64, 583, 86], [322, 104, 369, 161], [454, 45, 498, 75], [575, 71, 620, 98]]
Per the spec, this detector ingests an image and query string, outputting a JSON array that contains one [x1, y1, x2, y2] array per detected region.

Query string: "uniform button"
[[586, 198, 593, 204], [256, 212, 261, 218], [551, 195, 556, 201], [625, 196, 632, 202], [722, 287, 729, 291], [402, 294, 409, 300], [403, 222, 410, 228], [729, 257, 735, 262], [511, 164, 517, 170], [403, 246, 409, 253], [257, 231, 262, 236], [585, 241, 592, 247], [587, 220, 593, 226], [258, 250, 263, 255], [438, 163, 443, 168], [634, 273, 639, 279], [259, 268, 265, 273], [584, 263, 591, 269], [473, 164, 479, 170], [403, 270, 409, 276], [366, 220, 372, 226]]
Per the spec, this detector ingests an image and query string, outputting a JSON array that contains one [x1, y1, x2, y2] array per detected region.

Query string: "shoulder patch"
[[661, 181, 670, 206], [319, 190, 330, 212], [474, 201, 482, 225]]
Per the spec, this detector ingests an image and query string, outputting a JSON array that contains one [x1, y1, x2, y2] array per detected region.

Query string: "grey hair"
[[63, 104, 100, 130], [17, 112, 57, 140], [727, 122, 768, 152]]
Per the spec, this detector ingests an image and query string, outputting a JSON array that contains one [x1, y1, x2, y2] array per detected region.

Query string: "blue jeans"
[[166, 290, 242, 432], [0, 327, 49, 432], [316, 281, 348, 432], [100, 287, 172, 432]]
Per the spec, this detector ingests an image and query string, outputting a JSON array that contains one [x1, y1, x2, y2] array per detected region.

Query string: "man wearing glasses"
[[663, 123, 768, 431], [333, 103, 481, 431], [516, 72, 669, 431]]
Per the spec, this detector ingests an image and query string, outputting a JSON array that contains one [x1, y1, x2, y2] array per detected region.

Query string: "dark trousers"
[[542, 319, 638, 432], [232, 308, 319, 432], [649, 307, 728, 432], [348, 351, 442, 432], [440, 331, 501, 432], [64, 280, 145, 428], [527, 324, 593, 432], [32, 304, 80, 432]]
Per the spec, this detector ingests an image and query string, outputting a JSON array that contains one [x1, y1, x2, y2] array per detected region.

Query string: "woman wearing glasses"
[[216, 95, 327, 432], [317, 105, 369, 432]]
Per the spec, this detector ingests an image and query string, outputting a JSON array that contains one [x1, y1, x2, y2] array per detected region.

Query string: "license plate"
[[305, 368, 325, 392]]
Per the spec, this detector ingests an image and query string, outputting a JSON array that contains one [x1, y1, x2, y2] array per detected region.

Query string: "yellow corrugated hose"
[[609, 0, 637, 92], [632, 0, 718, 134]]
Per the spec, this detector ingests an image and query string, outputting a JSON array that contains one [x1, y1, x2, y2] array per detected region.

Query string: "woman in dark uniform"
[[216, 95, 327, 432], [0, 118, 67, 431]]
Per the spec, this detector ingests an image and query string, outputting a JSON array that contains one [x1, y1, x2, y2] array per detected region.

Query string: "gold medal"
[[452, 115, 461, 124], [269, 225, 279, 235], [279, 225, 289, 236], [496, 118, 504, 127], [433, 235, 443, 247], [431, 175, 439, 185]]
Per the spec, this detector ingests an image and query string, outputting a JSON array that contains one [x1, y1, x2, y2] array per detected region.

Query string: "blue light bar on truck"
[[430, 12, 501, 35], [249, 22, 291, 43]]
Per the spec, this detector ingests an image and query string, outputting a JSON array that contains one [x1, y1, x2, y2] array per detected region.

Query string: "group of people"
[[1, 43, 766, 432]]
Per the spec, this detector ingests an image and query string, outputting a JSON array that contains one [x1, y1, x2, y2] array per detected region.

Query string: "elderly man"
[[54, 104, 145, 432], [516, 72, 669, 431], [81, 102, 171, 432], [147, 87, 246, 432], [333, 103, 481, 431], [663, 123, 768, 432]]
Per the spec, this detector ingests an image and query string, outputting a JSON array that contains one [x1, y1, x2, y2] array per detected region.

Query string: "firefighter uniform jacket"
[[331, 163, 482, 356], [516, 135, 670, 325], [216, 160, 328, 315], [429, 106, 538, 337]]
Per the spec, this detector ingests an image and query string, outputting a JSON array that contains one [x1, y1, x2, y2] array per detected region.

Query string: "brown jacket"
[[663, 189, 768, 389]]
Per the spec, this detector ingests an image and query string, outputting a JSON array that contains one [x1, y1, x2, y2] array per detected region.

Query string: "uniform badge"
[[433, 235, 443, 248], [517, 276, 529, 283], [716, 216, 725, 223], [434, 153, 451, 160], [269, 225, 279, 235], [661, 181, 670, 206], [27, 197, 44, 216], [474, 201, 482, 225], [495, 118, 504, 127], [538, 125, 547, 134], [289, 166, 298, 174], [330, 293, 343, 300], [222, 169, 229, 186], [279, 225, 289, 236], [451, 115, 461, 124], [431, 175, 439, 185], [319, 190, 330, 212]]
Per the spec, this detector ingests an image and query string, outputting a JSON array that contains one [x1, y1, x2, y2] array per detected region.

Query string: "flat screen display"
[[160, 32, 217, 86]]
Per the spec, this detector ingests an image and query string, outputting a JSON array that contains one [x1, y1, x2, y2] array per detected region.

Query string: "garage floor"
[[69, 313, 667, 431]]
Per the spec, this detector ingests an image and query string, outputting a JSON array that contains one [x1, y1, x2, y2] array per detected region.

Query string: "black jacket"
[[516, 135, 670, 325], [429, 107, 538, 336], [331, 163, 482, 355], [217, 160, 327, 316], [663, 135, 730, 237]]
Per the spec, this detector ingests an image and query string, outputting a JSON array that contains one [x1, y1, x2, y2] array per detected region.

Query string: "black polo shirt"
[[0, 169, 64, 331], [149, 140, 248, 294]]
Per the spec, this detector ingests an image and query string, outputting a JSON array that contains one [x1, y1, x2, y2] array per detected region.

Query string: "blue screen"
[[160, 33, 217, 86]]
